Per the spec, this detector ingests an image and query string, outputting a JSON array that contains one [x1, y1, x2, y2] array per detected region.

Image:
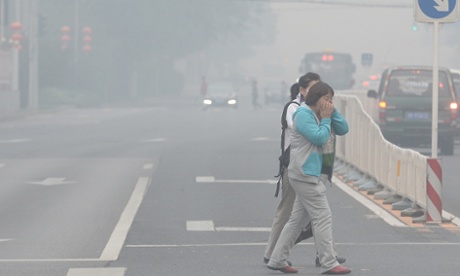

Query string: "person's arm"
[[331, 108, 349, 136], [295, 109, 331, 146]]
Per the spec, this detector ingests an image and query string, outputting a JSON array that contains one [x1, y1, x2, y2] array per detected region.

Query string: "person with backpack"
[[263, 73, 320, 266], [267, 82, 351, 275]]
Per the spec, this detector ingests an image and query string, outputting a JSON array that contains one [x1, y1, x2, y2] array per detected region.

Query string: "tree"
[[37, 0, 275, 101]]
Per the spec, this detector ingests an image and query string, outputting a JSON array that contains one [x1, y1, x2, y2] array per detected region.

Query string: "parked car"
[[367, 66, 458, 155], [202, 82, 238, 110]]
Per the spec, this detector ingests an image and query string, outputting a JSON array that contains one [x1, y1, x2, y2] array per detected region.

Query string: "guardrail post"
[[426, 158, 442, 223]]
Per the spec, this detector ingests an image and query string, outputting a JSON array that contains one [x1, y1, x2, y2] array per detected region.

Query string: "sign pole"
[[431, 21, 439, 158]]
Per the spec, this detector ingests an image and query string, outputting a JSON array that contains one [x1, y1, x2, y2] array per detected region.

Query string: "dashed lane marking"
[[0, 139, 29, 143], [186, 220, 271, 232], [252, 137, 279, 141], [140, 138, 167, 142], [143, 163, 154, 169], [195, 176, 277, 184], [67, 267, 126, 276]]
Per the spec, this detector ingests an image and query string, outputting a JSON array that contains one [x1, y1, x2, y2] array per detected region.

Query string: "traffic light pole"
[[73, 0, 79, 89], [27, 0, 38, 110]]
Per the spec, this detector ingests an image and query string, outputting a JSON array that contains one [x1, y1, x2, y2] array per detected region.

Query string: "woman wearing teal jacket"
[[267, 82, 351, 275]]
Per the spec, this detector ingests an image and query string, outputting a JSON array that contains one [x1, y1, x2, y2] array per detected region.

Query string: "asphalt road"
[[0, 93, 459, 276]]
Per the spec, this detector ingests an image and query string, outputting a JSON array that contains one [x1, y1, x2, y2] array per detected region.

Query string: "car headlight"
[[227, 99, 237, 105], [203, 99, 213, 105]]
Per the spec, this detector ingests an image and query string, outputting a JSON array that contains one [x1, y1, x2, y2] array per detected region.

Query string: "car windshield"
[[386, 69, 451, 98], [208, 82, 235, 95], [451, 72, 460, 96]]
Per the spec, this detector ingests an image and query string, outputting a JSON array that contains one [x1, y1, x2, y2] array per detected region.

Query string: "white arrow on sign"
[[27, 178, 76, 186], [434, 0, 449, 12]]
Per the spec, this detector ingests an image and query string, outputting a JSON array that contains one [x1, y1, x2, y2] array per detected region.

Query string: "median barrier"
[[357, 180, 379, 191], [334, 93, 446, 224], [392, 198, 413, 211]]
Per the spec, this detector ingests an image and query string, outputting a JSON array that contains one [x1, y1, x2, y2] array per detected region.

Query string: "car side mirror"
[[367, 89, 378, 99]]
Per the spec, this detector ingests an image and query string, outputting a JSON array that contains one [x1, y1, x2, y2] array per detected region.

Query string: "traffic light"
[[60, 25, 71, 50], [82, 26, 92, 53], [10, 21, 22, 50], [412, 21, 418, 31], [361, 53, 373, 67]]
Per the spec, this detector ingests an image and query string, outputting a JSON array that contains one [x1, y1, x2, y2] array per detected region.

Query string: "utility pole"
[[27, 0, 38, 110], [0, 0, 4, 40], [73, 0, 79, 89]]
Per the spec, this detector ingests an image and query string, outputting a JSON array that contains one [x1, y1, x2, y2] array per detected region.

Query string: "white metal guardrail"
[[334, 92, 428, 210]]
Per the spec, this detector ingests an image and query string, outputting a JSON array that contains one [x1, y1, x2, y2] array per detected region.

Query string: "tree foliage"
[[36, 0, 275, 103]]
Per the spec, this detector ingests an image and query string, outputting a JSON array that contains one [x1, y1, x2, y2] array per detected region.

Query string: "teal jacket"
[[288, 104, 349, 184]]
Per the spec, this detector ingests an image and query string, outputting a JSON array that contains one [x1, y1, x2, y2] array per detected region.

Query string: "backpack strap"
[[280, 100, 299, 152], [274, 100, 300, 197]]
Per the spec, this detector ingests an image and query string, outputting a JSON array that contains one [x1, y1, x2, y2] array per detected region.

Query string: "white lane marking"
[[27, 178, 76, 186], [0, 241, 458, 262], [0, 239, 12, 243], [216, 227, 271, 232], [0, 139, 29, 143], [195, 176, 277, 185], [185, 220, 279, 232], [143, 163, 154, 169], [332, 176, 407, 227], [126, 242, 460, 248], [99, 177, 150, 261], [196, 176, 215, 182], [442, 210, 460, 227], [0, 258, 103, 263], [0, 164, 5, 168], [252, 137, 279, 141], [186, 220, 215, 231], [141, 138, 167, 142], [67, 267, 126, 276]]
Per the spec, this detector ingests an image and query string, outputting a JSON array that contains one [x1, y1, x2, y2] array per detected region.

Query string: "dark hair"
[[298, 72, 321, 89], [290, 83, 299, 100], [304, 82, 334, 106]]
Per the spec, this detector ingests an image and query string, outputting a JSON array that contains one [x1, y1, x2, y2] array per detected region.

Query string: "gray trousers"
[[264, 169, 296, 260], [268, 175, 339, 273]]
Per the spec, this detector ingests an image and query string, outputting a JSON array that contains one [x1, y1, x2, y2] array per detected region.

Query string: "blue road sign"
[[419, 0, 456, 18], [415, 0, 459, 22]]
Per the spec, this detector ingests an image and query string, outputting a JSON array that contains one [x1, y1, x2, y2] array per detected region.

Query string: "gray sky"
[[239, 0, 457, 85]]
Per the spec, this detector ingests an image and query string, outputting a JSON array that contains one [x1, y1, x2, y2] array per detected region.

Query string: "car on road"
[[358, 74, 380, 91], [449, 68, 460, 136], [202, 81, 238, 110], [263, 81, 289, 105], [367, 66, 458, 155]]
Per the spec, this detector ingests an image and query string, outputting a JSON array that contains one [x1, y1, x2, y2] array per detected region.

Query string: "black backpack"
[[274, 100, 300, 197]]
